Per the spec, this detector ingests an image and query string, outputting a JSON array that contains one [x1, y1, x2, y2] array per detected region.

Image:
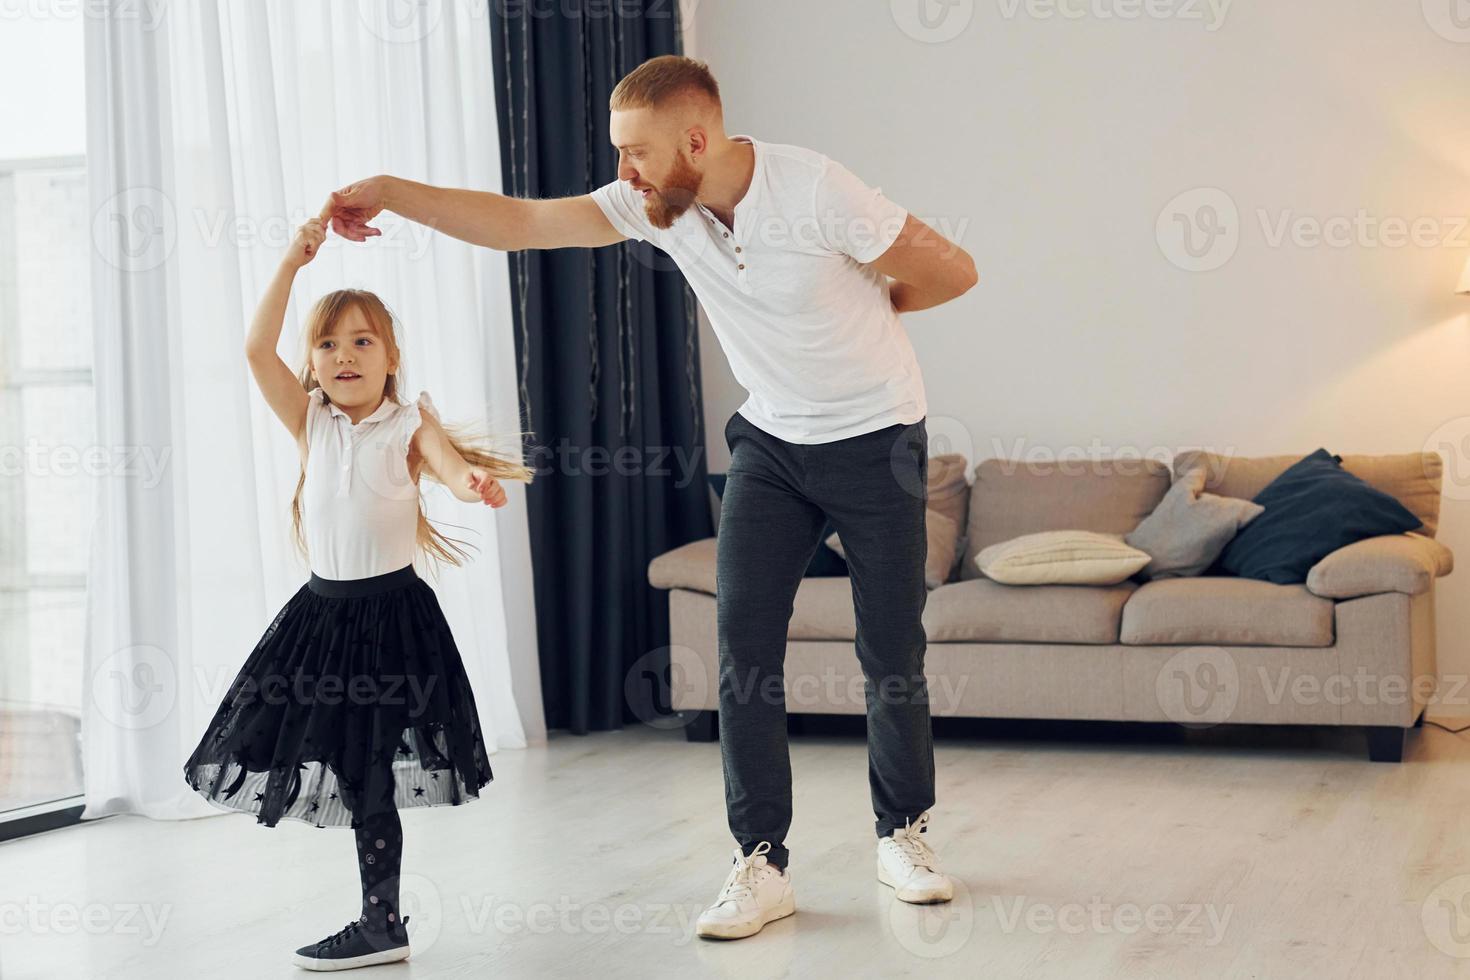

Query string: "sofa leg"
[[683, 710, 718, 743], [1365, 725, 1407, 763]]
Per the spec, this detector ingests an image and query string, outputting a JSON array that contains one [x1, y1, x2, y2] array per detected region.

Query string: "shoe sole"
[[877, 861, 954, 904], [290, 945, 411, 971], [695, 891, 796, 940]]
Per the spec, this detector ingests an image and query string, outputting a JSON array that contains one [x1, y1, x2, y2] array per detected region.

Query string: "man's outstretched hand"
[[319, 176, 391, 241]]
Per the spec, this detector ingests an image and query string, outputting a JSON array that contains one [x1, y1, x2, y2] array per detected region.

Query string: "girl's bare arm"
[[245, 219, 322, 446], [412, 411, 508, 507]]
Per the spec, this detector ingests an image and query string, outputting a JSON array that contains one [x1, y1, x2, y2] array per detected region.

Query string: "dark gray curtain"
[[489, 1, 713, 733]]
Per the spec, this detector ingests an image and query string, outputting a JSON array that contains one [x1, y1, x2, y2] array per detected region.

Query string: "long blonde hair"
[[291, 289, 534, 569]]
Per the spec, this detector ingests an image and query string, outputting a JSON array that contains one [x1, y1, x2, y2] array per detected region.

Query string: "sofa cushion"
[[926, 454, 971, 580], [1173, 449, 1443, 538], [1305, 532, 1455, 599], [646, 544, 915, 641], [647, 537, 717, 594], [1211, 449, 1423, 584], [960, 456, 1171, 581], [826, 452, 971, 586], [923, 577, 1139, 644], [826, 509, 960, 590], [788, 577, 860, 639], [1120, 576, 1334, 646], [710, 474, 848, 577]]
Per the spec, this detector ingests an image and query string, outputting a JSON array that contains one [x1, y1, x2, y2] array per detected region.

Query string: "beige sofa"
[[647, 450, 1453, 762]]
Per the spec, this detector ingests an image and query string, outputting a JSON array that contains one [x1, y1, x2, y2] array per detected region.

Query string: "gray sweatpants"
[[716, 409, 935, 870]]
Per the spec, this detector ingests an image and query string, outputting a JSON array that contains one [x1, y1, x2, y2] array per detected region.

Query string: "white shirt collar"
[[312, 386, 399, 426], [696, 134, 762, 230]]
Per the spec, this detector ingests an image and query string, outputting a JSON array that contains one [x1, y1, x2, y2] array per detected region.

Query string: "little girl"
[[181, 217, 532, 970]]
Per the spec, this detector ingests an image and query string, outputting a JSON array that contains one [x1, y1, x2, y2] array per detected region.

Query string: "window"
[[0, 11, 90, 828]]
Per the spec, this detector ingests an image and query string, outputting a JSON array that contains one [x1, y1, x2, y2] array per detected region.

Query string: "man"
[[321, 54, 977, 942]]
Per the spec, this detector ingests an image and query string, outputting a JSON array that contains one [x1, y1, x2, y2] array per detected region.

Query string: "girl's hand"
[[285, 218, 326, 270], [467, 469, 507, 508]]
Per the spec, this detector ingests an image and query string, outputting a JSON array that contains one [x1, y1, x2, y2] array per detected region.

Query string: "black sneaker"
[[291, 914, 411, 971]]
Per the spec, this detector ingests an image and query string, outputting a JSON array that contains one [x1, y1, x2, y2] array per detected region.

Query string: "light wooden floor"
[[7, 719, 1470, 979]]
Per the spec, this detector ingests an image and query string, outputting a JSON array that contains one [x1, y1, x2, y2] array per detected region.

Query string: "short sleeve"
[[401, 390, 440, 455], [590, 178, 652, 244], [813, 157, 909, 263]]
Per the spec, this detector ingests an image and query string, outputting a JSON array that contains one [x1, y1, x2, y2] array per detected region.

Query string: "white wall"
[[690, 1, 1470, 715]]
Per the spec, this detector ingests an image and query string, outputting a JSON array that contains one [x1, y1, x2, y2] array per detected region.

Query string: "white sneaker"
[[695, 841, 796, 940], [877, 811, 954, 904]]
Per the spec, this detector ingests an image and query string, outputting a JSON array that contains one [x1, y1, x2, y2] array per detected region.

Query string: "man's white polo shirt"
[[590, 134, 928, 445]]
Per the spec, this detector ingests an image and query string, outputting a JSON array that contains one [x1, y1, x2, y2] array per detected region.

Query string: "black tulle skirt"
[[182, 564, 493, 829]]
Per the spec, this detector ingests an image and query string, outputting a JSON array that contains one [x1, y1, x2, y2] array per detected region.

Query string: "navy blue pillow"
[[708, 473, 848, 577], [1211, 448, 1422, 584]]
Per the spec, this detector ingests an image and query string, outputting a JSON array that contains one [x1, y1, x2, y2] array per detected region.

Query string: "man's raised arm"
[[319, 176, 628, 251]]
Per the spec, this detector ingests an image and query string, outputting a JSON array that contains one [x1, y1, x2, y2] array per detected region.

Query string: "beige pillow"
[[976, 530, 1151, 585], [825, 510, 960, 589]]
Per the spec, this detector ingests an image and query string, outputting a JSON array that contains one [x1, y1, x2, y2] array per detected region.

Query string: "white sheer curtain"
[[81, 0, 544, 823]]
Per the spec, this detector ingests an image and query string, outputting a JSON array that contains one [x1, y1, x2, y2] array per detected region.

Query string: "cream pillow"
[[976, 530, 1151, 586]]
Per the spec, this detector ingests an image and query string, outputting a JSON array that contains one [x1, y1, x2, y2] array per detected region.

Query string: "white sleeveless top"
[[301, 386, 437, 580]]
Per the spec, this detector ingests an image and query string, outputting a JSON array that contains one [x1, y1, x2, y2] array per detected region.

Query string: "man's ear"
[[685, 126, 707, 161]]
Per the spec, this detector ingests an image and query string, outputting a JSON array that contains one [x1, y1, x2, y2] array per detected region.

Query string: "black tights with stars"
[[352, 807, 404, 932]]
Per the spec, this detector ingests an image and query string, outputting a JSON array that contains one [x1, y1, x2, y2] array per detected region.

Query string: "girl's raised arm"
[[245, 218, 324, 447]]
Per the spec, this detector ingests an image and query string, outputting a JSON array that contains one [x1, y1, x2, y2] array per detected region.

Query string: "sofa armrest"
[[647, 537, 718, 595], [1305, 532, 1454, 599]]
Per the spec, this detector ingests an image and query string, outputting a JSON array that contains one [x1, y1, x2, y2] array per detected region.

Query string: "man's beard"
[[641, 152, 703, 230]]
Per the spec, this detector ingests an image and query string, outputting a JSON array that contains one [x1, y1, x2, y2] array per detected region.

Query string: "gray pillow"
[[1125, 466, 1265, 579]]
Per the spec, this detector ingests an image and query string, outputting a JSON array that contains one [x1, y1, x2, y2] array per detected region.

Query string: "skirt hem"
[[188, 775, 493, 830]]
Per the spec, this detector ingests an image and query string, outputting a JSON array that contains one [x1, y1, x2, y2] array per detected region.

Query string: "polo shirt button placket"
[[336, 424, 354, 497], [707, 209, 746, 278]]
